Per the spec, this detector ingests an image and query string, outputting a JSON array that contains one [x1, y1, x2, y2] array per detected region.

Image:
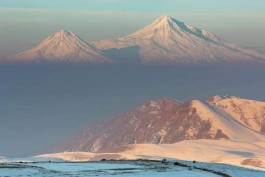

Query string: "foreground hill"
[[51, 95, 265, 153], [40, 139, 265, 170]]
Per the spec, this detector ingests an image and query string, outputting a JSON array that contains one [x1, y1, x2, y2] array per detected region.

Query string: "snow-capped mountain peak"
[[93, 16, 265, 64], [5, 16, 265, 64], [55, 29, 72, 35], [126, 15, 224, 45], [6, 29, 111, 63], [48, 29, 79, 40], [52, 29, 71, 36], [156, 15, 173, 21], [143, 15, 183, 29]]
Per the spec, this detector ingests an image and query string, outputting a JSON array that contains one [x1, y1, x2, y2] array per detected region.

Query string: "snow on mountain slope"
[[125, 139, 265, 170], [207, 95, 265, 133], [37, 152, 139, 162], [39, 139, 265, 171], [93, 16, 265, 64], [50, 96, 265, 154], [6, 29, 111, 63], [190, 100, 265, 141]]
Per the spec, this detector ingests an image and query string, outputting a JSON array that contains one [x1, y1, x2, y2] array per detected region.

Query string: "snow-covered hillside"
[[93, 16, 265, 64], [126, 139, 265, 170], [39, 139, 265, 171], [37, 95, 265, 172], [207, 95, 265, 133], [6, 29, 111, 63], [50, 96, 265, 155]]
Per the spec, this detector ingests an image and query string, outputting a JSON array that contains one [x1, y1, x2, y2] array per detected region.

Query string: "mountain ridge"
[[50, 95, 265, 154], [4, 16, 265, 64]]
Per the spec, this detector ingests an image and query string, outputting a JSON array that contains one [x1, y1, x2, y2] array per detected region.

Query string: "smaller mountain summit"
[[6, 29, 111, 63]]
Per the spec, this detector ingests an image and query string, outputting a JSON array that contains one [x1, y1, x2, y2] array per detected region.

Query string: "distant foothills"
[[3, 16, 265, 65]]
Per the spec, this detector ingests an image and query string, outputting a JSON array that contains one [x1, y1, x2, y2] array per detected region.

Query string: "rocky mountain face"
[[6, 29, 111, 63], [93, 16, 265, 64], [51, 96, 265, 153]]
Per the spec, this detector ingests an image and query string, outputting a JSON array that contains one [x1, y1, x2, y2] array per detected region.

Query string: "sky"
[[0, 0, 265, 58]]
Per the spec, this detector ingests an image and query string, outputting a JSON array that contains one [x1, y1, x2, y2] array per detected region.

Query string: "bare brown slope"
[[51, 98, 229, 153]]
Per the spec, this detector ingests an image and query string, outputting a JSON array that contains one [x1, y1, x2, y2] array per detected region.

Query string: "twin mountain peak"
[[6, 16, 265, 64]]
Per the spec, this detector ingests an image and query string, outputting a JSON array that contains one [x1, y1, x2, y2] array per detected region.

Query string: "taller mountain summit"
[[93, 16, 265, 64]]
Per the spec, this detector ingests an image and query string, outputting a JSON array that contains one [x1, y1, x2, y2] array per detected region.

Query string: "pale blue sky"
[[0, 0, 265, 56]]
